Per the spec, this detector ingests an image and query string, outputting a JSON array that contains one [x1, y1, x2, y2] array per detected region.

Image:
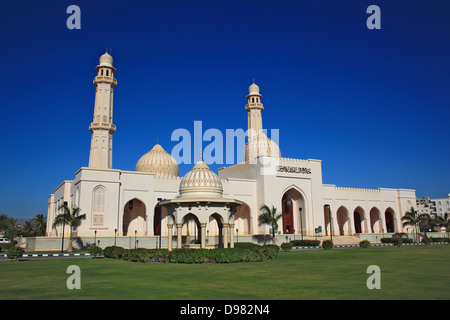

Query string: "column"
[[177, 223, 183, 249], [167, 224, 173, 251], [229, 223, 235, 248], [200, 223, 207, 249], [223, 223, 229, 248]]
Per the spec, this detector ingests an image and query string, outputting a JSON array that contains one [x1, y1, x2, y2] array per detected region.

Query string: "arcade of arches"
[[323, 205, 397, 236]]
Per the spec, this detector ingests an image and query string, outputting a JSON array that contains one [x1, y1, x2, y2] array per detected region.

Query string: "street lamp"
[[135, 230, 137, 249], [325, 204, 333, 242], [61, 201, 67, 253], [114, 228, 117, 246], [94, 230, 97, 246]]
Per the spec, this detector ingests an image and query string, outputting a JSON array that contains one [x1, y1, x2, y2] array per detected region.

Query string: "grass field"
[[0, 246, 449, 300]]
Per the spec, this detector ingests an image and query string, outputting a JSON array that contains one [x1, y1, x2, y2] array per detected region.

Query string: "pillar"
[[229, 223, 234, 248], [167, 224, 173, 251], [177, 223, 183, 249], [223, 223, 229, 248], [200, 223, 207, 249]]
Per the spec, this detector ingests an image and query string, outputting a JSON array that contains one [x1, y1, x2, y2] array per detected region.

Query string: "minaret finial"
[[157, 136, 159, 144]]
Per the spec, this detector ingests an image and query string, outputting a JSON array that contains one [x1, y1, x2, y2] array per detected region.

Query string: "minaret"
[[88, 51, 117, 169], [245, 81, 264, 142], [244, 81, 281, 163]]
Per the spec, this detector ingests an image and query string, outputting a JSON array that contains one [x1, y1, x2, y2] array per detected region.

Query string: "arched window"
[[92, 186, 106, 226]]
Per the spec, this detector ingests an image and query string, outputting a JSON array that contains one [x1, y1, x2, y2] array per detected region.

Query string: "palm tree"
[[258, 205, 286, 245], [52, 204, 86, 252], [439, 213, 450, 237], [32, 214, 47, 236], [401, 207, 428, 242]]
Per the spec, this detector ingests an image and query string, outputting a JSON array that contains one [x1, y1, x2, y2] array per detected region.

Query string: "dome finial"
[[199, 149, 202, 161]]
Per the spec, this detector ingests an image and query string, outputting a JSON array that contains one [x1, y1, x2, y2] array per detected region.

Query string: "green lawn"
[[1, 246, 449, 300]]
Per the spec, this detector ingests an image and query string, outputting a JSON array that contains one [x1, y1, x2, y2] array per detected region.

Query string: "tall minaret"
[[88, 51, 117, 169], [244, 81, 281, 163], [245, 81, 264, 142]]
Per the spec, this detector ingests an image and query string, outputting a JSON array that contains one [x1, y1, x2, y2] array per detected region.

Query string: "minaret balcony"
[[89, 122, 116, 134], [93, 76, 117, 88]]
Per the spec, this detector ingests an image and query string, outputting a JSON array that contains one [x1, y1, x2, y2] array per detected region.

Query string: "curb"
[[0, 253, 92, 258]]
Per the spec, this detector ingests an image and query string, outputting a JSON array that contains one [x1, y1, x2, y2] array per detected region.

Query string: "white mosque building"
[[45, 52, 417, 249]]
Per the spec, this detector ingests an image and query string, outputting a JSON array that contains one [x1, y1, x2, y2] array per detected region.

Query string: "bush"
[[234, 242, 258, 250], [422, 237, 433, 245], [103, 244, 280, 264], [88, 245, 103, 257], [290, 240, 321, 247], [359, 240, 371, 248], [103, 246, 125, 259], [281, 242, 293, 251], [381, 238, 414, 244], [322, 240, 333, 250], [393, 238, 403, 247], [6, 246, 24, 261]]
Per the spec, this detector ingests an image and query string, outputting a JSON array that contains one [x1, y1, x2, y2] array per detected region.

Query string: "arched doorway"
[[209, 213, 224, 248], [385, 208, 395, 233], [182, 213, 201, 246], [154, 204, 161, 236], [336, 206, 349, 236], [123, 198, 146, 236], [353, 207, 365, 234], [281, 188, 305, 235]]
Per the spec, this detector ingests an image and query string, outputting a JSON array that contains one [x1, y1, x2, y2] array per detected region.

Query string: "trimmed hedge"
[[381, 238, 414, 244], [290, 240, 321, 247], [103, 245, 279, 264]]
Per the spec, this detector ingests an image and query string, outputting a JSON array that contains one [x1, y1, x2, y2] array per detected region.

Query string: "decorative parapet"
[[324, 184, 380, 193]]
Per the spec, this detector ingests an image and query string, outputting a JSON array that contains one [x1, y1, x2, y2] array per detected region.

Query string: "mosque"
[[45, 52, 417, 249]]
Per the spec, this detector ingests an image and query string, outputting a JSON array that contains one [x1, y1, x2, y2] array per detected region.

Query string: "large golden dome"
[[244, 132, 281, 163], [135, 144, 179, 177]]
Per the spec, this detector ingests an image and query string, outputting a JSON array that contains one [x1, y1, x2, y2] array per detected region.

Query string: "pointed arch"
[[92, 185, 107, 227], [123, 198, 146, 236]]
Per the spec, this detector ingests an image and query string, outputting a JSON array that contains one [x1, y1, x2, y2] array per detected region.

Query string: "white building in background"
[[46, 52, 417, 248]]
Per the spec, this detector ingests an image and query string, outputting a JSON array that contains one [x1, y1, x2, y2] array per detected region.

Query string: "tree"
[[438, 213, 450, 237], [32, 214, 47, 236], [52, 204, 86, 252], [258, 205, 286, 245], [401, 207, 428, 242]]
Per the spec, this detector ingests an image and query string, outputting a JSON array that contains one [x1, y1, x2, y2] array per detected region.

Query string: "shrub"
[[234, 242, 258, 250], [381, 238, 414, 244], [322, 240, 333, 250], [103, 246, 125, 259], [6, 246, 24, 261], [393, 238, 403, 247], [125, 248, 152, 262], [88, 245, 103, 258], [359, 240, 371, 248], [281, 242, 293, 251], [422, 237, 433, 245], [290, 240, 321, 247]]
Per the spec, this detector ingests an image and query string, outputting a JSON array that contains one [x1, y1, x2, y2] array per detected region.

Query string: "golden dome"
[[248, 81, 261, 96], [135, 144, 179, 177], [179, 159, 223, 198], [99, 52, 113, 67], [244, 132, 281, 163]]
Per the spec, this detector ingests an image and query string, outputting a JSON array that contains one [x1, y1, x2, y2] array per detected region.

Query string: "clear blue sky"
[[0, 0, 449, 219]]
